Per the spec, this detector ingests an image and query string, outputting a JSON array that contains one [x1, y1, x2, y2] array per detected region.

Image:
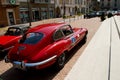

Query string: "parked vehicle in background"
[[5, 23, 88, 70], [0, 25, 30, 59], [96, 11, 106, 17], [106, 10, 120, 16], [100, 12, 106, 21], [84, 11, 97, 19], [114, 10, 120, 16], [107, 12, 113, 18]]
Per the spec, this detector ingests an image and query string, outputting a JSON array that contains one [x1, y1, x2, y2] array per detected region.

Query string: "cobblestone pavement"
[[0, 17, 101, 80]]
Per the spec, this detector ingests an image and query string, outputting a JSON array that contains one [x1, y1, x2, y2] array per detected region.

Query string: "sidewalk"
[[65, 16, 120, 80], [0, 16, 84, 36]]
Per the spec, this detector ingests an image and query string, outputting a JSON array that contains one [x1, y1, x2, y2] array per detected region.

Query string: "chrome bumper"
[[10, 55, 57, 69]]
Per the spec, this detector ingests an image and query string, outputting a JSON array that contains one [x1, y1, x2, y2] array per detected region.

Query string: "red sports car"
[[0, 25, 30, 58], [5, 23, 88, 70]]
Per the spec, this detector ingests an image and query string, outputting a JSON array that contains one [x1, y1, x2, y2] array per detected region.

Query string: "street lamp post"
[[62, 0, 66, 22], [54, 0, 56, 18], [27, 0, 32, 26], [62, 0, 65, 17]]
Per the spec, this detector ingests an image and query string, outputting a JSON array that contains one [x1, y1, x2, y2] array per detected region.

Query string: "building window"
[[20, 8, 29, 23], [114, 3, 117, 7], [35, 0, 49, 3], [41, 7, 47, 19], [107, 2, 110, 7], [101, 3, 104, 7], [34, 0, 40, 3]]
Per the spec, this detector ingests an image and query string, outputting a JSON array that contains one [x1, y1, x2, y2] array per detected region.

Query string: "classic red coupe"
[[5, 23, 88, 70], [0, 25, 30, 58]]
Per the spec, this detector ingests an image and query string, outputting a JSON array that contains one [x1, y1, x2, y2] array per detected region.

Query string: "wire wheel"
[[55, 52, 65, 70]]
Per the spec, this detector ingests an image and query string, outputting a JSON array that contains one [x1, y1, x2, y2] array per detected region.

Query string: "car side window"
[[53, 29, 64, 41], [61, 25, 73, 36]]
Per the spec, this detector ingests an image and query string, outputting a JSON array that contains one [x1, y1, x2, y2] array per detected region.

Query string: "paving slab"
[[110, 16, 120, 80], [65, 16, 120, 80]]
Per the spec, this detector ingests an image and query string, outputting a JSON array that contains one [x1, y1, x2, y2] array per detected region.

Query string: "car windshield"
[[5, 28, 21, 36], [20, 32, 44, 44]]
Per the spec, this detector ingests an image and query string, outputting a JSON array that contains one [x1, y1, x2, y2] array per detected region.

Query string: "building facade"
[[19, 0, 55, 23], [80, 0, 91, 13], [0, 0, 20, 26], [0, 0, 90, 26], [100, 0, 120, 10], [55, 0, 89, 17], [55, 0, 75, 17], [0, 0, 55, 26]]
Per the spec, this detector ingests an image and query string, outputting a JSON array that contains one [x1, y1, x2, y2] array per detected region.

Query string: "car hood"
[[0, 35, 20, 46]]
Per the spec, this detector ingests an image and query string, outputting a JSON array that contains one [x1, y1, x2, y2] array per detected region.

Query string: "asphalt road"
[[0, 17, 101, 80]]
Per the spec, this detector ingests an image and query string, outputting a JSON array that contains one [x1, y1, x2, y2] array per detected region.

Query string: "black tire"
[[55, 52, 65, 70], [0, 51, 7, 60], [82, 34, 87, 43], [81, 31, 88, 44]]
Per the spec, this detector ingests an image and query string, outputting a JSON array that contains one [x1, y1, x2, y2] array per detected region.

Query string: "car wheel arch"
[[54, 50, 68, 70]]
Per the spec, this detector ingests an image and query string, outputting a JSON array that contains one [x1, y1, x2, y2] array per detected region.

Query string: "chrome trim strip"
[[13, 55, 57, 67], [2, 46, 14, 51]]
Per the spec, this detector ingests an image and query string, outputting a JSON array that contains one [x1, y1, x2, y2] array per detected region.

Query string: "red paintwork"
[[0, 25, 30, 56], [7, 23, 88, 69], [0, 35, 21, 48]]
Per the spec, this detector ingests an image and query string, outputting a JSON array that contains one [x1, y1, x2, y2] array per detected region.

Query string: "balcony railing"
[[1, 0, 20, 5]]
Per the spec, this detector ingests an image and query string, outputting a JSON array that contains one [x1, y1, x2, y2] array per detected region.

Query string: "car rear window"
[[20, 32, 44, 44]]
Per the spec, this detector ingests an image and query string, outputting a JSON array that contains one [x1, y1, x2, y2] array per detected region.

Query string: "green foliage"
[[63, 15, 66, 19]]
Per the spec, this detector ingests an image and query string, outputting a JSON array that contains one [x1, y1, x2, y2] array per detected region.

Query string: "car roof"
[[8, 25, 30, 29], [27, 23, 67, 34]]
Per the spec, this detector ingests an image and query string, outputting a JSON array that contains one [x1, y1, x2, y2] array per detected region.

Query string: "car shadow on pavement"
[[0, 66, 60, 80], [65, 39, 86, 64], [0, 40, 86, 80], [0, 53, 7, 61]]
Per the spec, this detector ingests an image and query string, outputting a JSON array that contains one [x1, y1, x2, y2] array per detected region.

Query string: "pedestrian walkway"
[[0, 15, 84, 36], [65, 16, 120, 80]]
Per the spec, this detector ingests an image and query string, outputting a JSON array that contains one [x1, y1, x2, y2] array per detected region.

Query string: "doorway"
[[7, 12, 15, 25]]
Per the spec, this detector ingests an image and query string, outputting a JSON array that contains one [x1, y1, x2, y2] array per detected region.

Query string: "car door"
[[60, 25, 77, 51], [53, 25, 79, 52]]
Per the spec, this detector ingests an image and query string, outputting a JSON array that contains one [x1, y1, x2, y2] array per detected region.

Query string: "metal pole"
[[63, 0, 65, 22], [47, 1, 49, 19], [63, 0, 65, 16], [54, 0, 56, 18], [27, 0, 32, 26]]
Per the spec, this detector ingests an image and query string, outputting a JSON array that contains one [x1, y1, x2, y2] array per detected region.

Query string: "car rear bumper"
[[5, 55, 57, 70]]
